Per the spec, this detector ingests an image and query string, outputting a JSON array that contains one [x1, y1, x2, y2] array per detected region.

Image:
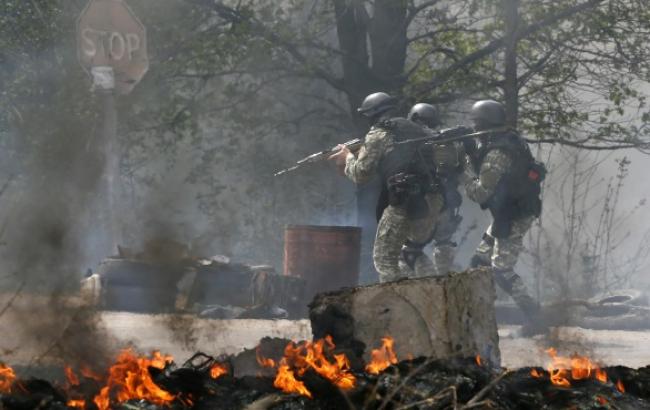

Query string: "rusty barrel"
[[284, 225, 361, 305]]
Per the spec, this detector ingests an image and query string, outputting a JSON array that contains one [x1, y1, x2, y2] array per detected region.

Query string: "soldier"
[[328, 92, 444, 282], [400, 103, 464, 276], [462, 99, 546, 335]]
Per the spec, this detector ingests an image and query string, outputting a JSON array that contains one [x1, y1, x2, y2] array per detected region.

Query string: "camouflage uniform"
[[431, 206, 462, 273], [346, 125, 443, 282], [464, 146, 539, 316], [398, 139, 464, 277]]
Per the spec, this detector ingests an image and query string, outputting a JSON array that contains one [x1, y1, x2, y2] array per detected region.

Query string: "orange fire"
[[63, 366, 87, 409], [366, 337, 398, 375], [274, 361, 312, 398], [66, 399, 86, 409], [544, 348, 608, 387], [80, 365, 104, 382], [92, 349, 176, 410], [257, 336, 356, 398], [283, 336, 356, 390], [0, 363, 16, 393], [475, 355, 482, 367], [256, 346, 276, 368], [65, 366, 81, 386], [210, 363, 228, 379], [616, 379, 626, 393], [530, 368, 542, 378]]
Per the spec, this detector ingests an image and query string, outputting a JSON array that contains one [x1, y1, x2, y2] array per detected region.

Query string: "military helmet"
[[470, 100, 506, 128], [408, 103, 440, 128], [357, 92, 397, 118]]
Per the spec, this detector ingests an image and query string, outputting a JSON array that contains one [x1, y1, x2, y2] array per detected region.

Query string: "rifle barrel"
[[393, 127, 511, 146]]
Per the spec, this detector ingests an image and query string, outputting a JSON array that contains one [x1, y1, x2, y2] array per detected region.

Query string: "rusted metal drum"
[[284, 225, 361, 304]]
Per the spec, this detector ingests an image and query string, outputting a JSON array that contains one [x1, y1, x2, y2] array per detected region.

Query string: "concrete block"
[[309, 268, 500, 366]]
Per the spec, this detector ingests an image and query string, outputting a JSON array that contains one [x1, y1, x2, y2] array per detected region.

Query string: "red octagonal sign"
[[77, 0, 148, 94]]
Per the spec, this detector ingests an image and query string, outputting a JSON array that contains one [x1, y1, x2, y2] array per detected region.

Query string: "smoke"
[[0, 0, 120, 370]]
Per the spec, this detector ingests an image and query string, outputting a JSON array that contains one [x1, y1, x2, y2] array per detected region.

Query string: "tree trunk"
[[332, 0, 372, 119], [503, 0, 520, 127], [331, 0, 411, 283]]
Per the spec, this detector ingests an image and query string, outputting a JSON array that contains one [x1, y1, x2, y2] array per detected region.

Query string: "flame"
[[80, 365, 104, 382], [274, 362, 312, 398], [256, 346, 276, 368], [616, 379, 626, 393], [530, 368, 542, 378], [67, 399, 86, 409], [544, 348, 608, 387], [282, 336, 356, 390], [210, 363, 228, 379], [65, 366, 81, 386], [257, 336, 356, 398], [475, 355, 482, 367], [0, 363, 16, 393], [92, 349, 176, 410], [365, 337, 398, 375], [597, 396, 608, 405]]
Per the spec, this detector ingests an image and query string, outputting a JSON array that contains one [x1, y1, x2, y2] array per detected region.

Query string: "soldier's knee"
[[374, 253, 400, 280]]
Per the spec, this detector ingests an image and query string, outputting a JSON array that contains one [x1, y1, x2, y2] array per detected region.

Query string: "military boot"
[[493, 268, 548, 336]]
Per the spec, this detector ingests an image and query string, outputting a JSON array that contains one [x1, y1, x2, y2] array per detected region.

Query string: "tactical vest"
[[475, 131, 544, 237], [374, 117, 432, 219], [377, 117, 429, 182]]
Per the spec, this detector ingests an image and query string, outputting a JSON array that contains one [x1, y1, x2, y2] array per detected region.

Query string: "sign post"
[[77, 0, 148, 252]]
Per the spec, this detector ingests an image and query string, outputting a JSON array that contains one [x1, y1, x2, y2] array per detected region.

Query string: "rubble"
[[91, 241, 305, 318], [2, 351, 650, 410]]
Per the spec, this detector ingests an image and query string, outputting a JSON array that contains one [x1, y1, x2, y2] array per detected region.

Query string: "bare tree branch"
[[419, 0, 604, 94], [195, 0, 346, 92]]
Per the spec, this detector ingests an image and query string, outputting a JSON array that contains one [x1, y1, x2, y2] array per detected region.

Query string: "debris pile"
[[83, 240, 305, 318], [2, 338, 650, 410]]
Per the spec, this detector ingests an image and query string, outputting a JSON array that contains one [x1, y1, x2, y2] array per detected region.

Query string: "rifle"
[[274, 138, 363, 177], [393, 126, 511, 147], [273, 126, 511, 177]]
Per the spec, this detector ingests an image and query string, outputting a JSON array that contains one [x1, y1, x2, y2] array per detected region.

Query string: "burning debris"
[[1, 337, 650, 410]]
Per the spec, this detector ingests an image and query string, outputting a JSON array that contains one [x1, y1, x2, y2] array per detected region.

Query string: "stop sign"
[[77, 0, 148, 94]]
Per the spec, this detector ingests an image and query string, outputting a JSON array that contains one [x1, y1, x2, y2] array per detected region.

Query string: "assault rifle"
[[274, 138, 363, 177], [273, 126, 511, 177], [393, 126, 511, 147]]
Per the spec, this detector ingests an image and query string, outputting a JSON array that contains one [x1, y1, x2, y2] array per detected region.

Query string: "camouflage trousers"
[[375, 193, 444, 283], [431, 207, 462, 275], [471, 216, 539, 316], [398, 206, 461, 277]]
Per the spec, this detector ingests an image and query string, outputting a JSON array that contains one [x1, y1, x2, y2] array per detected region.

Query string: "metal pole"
[[92, 66, 120, 254]]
